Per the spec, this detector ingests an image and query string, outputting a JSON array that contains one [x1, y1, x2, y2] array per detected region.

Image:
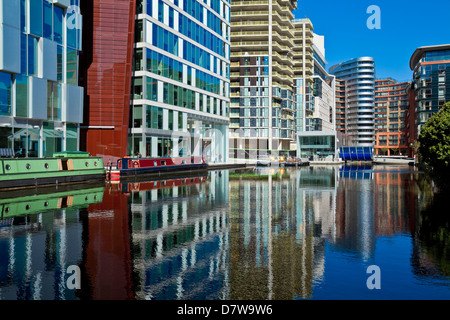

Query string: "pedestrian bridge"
[[339, 146, 374, 161]]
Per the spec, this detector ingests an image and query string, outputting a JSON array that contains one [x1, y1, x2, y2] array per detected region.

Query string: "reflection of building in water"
[[296, 166, 338, 284], [0, 187, 104, 300], [228, 167, 339, 299], [373, 166, 410, 235], [129, 172, 230, 300], [335, 166, 375, 261], [335, 165, 418, 260]]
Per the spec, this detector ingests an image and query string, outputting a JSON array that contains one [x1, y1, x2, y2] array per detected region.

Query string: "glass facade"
[[130, 0, 230, 161], [412, 48, 450, 132], [0, 0, 84, 158], [297, 133, 336, 159]]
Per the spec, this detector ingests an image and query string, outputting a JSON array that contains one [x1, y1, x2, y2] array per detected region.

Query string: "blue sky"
[[293, 0, 450, 82]]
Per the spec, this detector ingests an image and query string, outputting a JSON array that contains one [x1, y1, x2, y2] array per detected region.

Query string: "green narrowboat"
[[0, 151, 105, 190]]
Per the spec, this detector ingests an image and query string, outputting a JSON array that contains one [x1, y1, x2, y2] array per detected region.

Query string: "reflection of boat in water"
[[108, 156, 208, 181], [0, 183, 105, 219], [0, 151, 105, 190], [119, 174, 208, 194]]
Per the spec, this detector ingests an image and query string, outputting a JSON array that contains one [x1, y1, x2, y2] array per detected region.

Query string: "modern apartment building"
[[0, 0, 84, 158], [310, 34, 335, 132], [374, 78, 410, 156], [409, 44, 450, 136], [335, 78, 346, 133], [80, 0, 230, 164], [404, 82, 417, 157], [329, 57, 376, 147], [296, 32, 338, 160], [292, 18, 314, 134], [229, 0, 298, 160]]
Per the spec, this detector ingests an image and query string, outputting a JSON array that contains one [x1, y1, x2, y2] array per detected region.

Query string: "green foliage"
[[418, 102, 450, 190]]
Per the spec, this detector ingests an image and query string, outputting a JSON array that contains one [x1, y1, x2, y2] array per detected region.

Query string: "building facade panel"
[[80, 0, 136, 163]]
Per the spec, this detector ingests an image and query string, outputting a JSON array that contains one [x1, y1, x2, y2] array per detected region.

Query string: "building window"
[[133, 106, 143, 128], [66, 48, 78, 85], [29, 0, 43, 37], [54, 6, 63, 45], [28, 36, 38, 76], [0, 72, 12, 116], [47, 81, 61, 120], [15, 75, 28, 117], [43, 1, 53, 40], [57, 45, 63, 82]]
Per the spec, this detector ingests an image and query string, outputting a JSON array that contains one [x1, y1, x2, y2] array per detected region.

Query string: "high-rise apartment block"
[[0, 0, 83, 158], [330, 57, 376, 147], [292, 18, 314, 134], [229, 0, 298, 160], [374, 78, 410, 156]]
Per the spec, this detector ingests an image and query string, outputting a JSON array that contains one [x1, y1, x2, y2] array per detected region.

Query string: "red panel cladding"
[[79, 0, 136, 163]]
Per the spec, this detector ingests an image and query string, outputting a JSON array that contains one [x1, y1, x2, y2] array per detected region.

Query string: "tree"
[[418, 102, 450, 190]]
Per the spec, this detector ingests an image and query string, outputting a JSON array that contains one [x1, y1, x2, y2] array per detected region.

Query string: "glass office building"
[[409, 44, 450, 135], [0, 0, 83, 158], [129, 0, 230, 162]]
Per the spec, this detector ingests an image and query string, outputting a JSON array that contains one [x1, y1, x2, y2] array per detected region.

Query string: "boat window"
[[161, 161, 166, 166], [60, 197, 68, 208], [154, 161, 157, 166], [61, 159, 68, 170]]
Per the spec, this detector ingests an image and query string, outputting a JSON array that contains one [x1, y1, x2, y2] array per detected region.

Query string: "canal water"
[[0, 165, 449, 300]]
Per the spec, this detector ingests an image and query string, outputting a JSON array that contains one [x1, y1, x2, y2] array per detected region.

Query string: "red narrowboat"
[[108, 156, 208, 181]]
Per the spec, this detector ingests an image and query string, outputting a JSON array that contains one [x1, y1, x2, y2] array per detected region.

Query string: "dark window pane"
[[54, 6, 63, 44], [15, 75, 28, 117], [0, 72, 12, 116], [43, 1, 53, 40], [28, 36, 38, 76], [29, 0, 43, 37]]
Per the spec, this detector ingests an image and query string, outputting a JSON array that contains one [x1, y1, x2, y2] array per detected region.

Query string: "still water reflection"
[[0, 165, 449, 300]]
